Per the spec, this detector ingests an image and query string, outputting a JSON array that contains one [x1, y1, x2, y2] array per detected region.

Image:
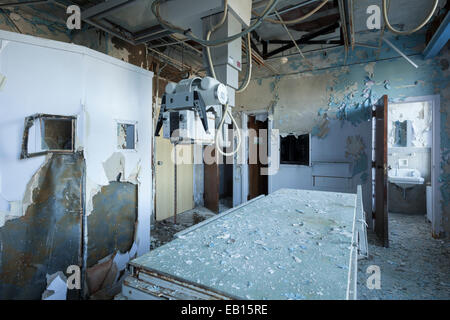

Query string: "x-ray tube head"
[[155, 77, 229, 144]]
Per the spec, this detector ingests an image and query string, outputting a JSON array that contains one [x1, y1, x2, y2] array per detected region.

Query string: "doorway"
[[387, 96, 441, 237], [247, 115, 268, 200], [155, 137, 194, 221], [373, 95, 442, 247], [203, 134, 234, 213]]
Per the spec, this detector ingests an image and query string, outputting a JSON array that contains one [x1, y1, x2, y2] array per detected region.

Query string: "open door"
[[248, 115, 268, 200], [374, 95, 389, 247], [204, 145, 220, 213]]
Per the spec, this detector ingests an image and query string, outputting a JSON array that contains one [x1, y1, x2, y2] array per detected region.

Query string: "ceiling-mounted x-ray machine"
[[154, 0, 260, 156]]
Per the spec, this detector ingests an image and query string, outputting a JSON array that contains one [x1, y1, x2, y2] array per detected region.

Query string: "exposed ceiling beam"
[[262, 21, 340, 59], [134, 25, 166, 40], [135, 30, 173, 44]]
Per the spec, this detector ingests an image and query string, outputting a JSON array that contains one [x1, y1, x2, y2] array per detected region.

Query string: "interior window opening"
[[280, 134, 310, 166], [21, 114, 76, 159]]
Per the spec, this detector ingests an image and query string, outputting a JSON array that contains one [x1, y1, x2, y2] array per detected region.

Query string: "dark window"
[[280, 134, 309, 165], [21, 114, 76, 159], [41, 118, 74, 150]]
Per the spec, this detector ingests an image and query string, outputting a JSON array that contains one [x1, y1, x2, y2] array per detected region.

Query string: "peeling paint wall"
[[237, 32, 450, 236], [87, 182, 137, 267], [0, 30, 153, 299], [0, 153, 84, 300], [388, 101, 432, 148]]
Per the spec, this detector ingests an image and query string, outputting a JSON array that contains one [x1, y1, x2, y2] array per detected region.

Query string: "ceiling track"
[[261, 21, 341, 59]]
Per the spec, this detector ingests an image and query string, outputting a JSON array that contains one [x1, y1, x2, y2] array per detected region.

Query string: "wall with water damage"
[[0, 8, 149, 67], [236, 31, 450, 237], [0, 30, 153, 299]]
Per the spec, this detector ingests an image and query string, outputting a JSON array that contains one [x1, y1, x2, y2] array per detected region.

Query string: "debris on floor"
[[128, 189, 361, 300], [358, 213, 450, 300], [151, 206, 217, 250]]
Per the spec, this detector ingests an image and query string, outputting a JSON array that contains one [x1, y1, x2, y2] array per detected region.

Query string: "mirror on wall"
[[393, 120, 410, 147], [388, 102, 432, 148]]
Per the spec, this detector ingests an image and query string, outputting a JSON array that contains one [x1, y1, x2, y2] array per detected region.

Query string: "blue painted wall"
[[238, 32, 450, 236]]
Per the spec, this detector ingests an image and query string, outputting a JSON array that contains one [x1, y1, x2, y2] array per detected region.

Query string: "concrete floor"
[[358, 213, 450, 300]]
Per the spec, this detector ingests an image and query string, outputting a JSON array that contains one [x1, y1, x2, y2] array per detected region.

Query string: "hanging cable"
[[211, 33, 249, 156], [252, 0, 328, 25], [202, 2, 247, 157], [236, 33, 253, 93], [215, 104, 242, 157], [382, 0, 439, 35], [206, 0, 229, 79], [151, 0, 280, 47]]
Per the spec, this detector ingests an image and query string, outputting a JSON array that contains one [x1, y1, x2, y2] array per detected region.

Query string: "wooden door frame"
[[235, 109, 276, 207], [244, 111, 272, 201], [203, 145, 220, 213], [374, 95, 389, 247]]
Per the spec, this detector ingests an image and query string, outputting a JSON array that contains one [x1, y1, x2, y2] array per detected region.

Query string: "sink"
[[388, 168, 424, 199]]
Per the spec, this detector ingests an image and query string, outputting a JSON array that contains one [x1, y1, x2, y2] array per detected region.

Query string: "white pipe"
[[235, 33, 253, 93], [274, 10, 313, 69], [383, 38, 419, 68]]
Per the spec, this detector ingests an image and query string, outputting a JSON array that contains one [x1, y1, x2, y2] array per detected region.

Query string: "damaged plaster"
[[345, 135, 369, 181], [87, 182, 137, 267], [0, 153, 84, 300], [388, 101, 432, 148]]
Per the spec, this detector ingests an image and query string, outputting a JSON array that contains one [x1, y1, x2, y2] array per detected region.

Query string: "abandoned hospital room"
[[0, 0, 449, 304]]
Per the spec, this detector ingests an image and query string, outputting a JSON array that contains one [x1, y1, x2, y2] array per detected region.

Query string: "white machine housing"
[[158, 77, 227, 145], [162, 110, 216, 145], [165, 77, 228, 108]]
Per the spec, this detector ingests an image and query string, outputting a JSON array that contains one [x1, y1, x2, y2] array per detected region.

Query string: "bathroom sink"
[[388, 168, 424, 188], [388, 169, 424, 199]]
